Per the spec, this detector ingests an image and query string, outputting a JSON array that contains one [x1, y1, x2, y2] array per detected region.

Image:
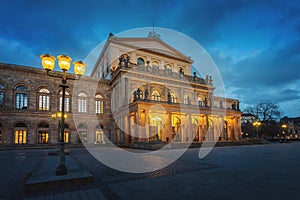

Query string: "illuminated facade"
[[91, 33, 242, 145], [0, 33, 241, 147]]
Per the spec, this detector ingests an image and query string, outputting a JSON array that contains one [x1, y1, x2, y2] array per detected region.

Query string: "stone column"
[[165, 112, 172, 142], [188, 114, 192, 142], [206, 114, 209, 141], [145, 110, 149, 143]]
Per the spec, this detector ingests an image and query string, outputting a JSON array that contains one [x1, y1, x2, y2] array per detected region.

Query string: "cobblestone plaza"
[[1, 142, 299, 199]]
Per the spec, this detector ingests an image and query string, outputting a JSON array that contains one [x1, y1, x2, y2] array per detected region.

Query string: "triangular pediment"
[[109, 37, 193, 63]]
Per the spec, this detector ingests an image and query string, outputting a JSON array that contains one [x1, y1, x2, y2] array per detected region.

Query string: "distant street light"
[[40, 54, 86, 175], [253, 121, 261, 138], [281, 124, 287, 142]]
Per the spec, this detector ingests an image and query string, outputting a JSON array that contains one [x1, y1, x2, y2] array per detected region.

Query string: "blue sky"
[[0, 0, 299, 117]]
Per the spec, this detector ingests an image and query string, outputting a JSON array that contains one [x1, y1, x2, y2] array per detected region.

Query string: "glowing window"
[[151, 90, 161, 101]]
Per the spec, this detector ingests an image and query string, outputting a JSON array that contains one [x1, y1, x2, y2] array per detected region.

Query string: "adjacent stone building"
[[0, 33, 242, 147]]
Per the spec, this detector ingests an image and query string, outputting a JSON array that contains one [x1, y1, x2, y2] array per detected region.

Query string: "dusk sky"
[[0, 0, 299, 117]]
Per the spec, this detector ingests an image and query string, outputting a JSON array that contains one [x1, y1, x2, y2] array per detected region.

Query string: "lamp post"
[[253, 121, 261, 138], [40, 54, 86, 175]]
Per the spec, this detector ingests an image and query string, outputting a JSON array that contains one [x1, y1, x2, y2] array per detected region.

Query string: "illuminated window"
[[14, 123, 27, 144], [152, 61, 159, 68], [0, 83, 4, 108], [95, 130, 105, 144], [38, 131, 49, 144], [78, 92, 87, 113], [151, 90, 161, 101], [184, 95, 189, 104], [137, 57, 145, 66], [170, 93, 178, 103], [64, 131, 69, 143], [95, 94, 104, 114], [59, 90, 70, 112], [15, 85, 28, 109], [38, 88, 50, 111], [166, 64, 172, 70]]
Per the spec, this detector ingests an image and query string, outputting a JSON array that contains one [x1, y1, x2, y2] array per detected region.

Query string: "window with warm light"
[[78, 92, 87, 113], [0, 83, 4, 108], [151, 90, 161, 101], [59, 90, 70, 112], [15, 85, 28, 109], [38, 131, 49, 144], [184, 95, 189, 104], [64, 131, 69, 143], [170, 93, 178, 103], [38, 87, 50, 111], [95, 94, 104, 114], [152, 61, 159, 68], [166, 64, 172, 70], [14, 123, 27, 144]]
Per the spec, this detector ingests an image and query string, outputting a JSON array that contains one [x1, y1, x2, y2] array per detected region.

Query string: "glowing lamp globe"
[[57, 55, 72, 71], [40, 54, 56, 71], [73, 61, 86, 76]]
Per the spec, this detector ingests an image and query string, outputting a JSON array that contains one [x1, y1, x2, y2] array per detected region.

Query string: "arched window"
[[166, 64, 172, 70], [152, 61, 159, 68], [38, 87, 50, 111], [78, 92, 87, 113], [178, 67, 184, 74], [95, 94, 104, 114], [0, 83, 4, 108], [59, 89, 70, 112], [184, 95, 189, 105], [170, 93, 178, 103], [137, 57, 145, 66], [15, 85, 28, 109], [197, 96, 203, 107], [151, 90, 161, 101], [14, 122, 27, 144]]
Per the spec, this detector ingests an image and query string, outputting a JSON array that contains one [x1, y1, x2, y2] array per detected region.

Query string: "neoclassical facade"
[[0, 33, 241, 147], [91, 33, 242, 145]]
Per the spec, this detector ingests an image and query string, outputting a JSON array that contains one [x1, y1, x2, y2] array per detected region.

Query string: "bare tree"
[[244, 102, 281, 122], [244, 102, 281, 138]]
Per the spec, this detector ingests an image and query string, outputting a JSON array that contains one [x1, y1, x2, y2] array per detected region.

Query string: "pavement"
[[1, 142, 300, 200]]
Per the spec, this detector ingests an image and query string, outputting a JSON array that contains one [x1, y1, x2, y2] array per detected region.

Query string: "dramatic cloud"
[[0, 0, 299, 117]]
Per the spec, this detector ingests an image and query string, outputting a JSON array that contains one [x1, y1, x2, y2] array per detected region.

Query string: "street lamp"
[[40, 54, 86, 175], [253, 121, 261, 138]]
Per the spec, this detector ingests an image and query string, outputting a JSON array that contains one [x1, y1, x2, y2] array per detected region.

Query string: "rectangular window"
[[38, 131, 49, 144], [59, 97, 70, 112], [64, 131, 69, 143], [16, 93, 28, 109], [0, 92, 3, 107], [78, 99, 87, 113], [78, 131, 87, 143], [39, 95, 50, 110], [14, 130, 26, 144], [95, 100, 104, 114]]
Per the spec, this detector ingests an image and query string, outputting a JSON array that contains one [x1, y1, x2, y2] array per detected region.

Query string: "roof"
[[109, 35, 194, 63]]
